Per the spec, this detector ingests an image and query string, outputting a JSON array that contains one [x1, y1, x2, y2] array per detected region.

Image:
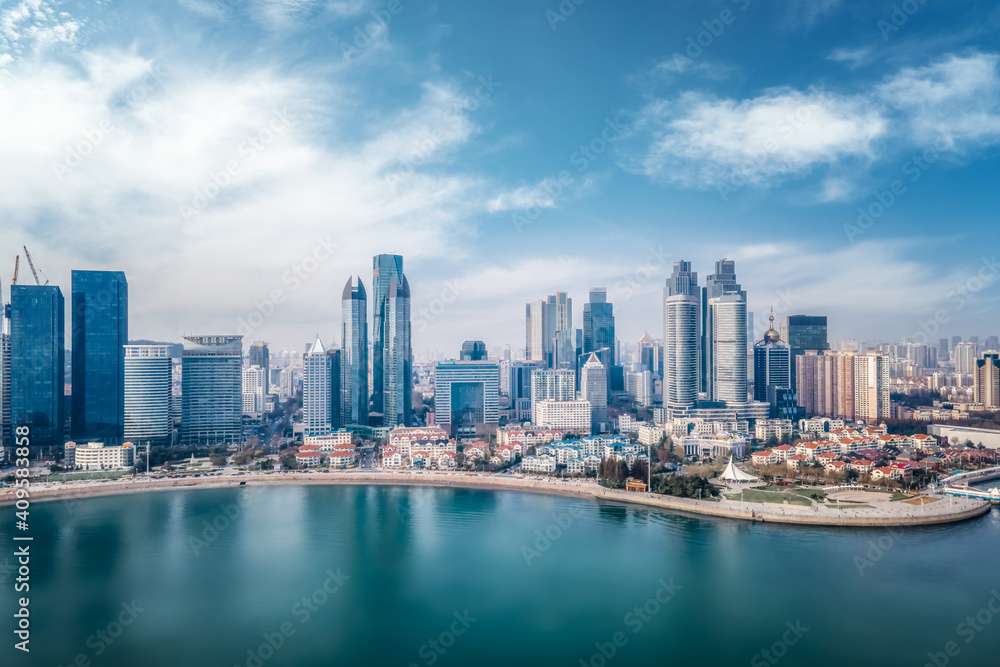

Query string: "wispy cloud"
[[626, 51, 1000, 195]]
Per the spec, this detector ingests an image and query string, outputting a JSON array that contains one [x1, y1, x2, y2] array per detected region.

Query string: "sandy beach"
[[2, 470, 992, 528]]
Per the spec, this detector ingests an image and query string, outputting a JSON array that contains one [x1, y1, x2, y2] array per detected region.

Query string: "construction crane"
[[11, 256, 19, 285], [22, 246, 49, 286]]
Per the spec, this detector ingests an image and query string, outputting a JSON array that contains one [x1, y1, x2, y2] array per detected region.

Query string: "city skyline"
[[1, 1, 998, 353]]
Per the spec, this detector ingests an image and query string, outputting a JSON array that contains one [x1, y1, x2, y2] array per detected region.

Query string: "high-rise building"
[[580, 352, 608, 429], [955, 341, 979, 374], [71, 270, 127, 444], [181, 335, 242, 446], [795, 351, 886, 423], [433, 360, 500, 437], [665, 260, 699, 298], [381, 276, 412, 427], [525, 299, 550, 364], [706, 293, 748, 404], [974, 353, 1000, 408], [781, 315, 829, 389], [124, 345, 172, 445], [938, 338, 950, 363], [279, 366, 295, 400], [583, 288, 615, 355], [547, 291, 572, 345], [341, 276, 369, 426], [663, 292, 699, 409], [248, 341, 269, 395], [554, 328, 582, 373], [10, 285, 65, 450], [303, 337, 340, 436], [372, 254, 405, 420], [854, 352, 890, 424], [753, 311, 791, 403], [701, 259, 746, 393], [625, 369, 653, 408], [530, 369, 575, 423], [242, 366, 266, 417], [460, 340, 488, 361], [985, 335, 999, 352]]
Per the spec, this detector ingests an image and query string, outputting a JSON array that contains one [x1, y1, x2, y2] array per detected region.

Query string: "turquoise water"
[[2, 485, 999, 666]]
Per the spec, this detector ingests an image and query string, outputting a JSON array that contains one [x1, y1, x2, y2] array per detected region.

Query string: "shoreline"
[[2, 471, 992, 528]]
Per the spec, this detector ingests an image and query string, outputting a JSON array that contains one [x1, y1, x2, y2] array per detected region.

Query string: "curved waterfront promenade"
[[1, 470, 991, 528]]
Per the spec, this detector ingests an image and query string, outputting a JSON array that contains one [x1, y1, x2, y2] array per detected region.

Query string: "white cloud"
[[827, 46, 872, 68], [486, 178, 563, 213], [0, 0, 81, 68], [629, 51, 1000, 194], [876, 52, 1000, 147], [630, 88, 886, 189], [0, 46, 491, 348]]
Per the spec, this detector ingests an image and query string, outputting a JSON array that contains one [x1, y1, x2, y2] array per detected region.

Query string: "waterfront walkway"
[[1, 470, 991, 528]]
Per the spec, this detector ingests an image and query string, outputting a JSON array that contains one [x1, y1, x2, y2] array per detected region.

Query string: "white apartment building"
[[65, 441, 136, 471], [533, 400, 592, 435]]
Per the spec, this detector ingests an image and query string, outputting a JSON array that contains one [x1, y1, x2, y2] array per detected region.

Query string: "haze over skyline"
[[2, 0, 999, 353]]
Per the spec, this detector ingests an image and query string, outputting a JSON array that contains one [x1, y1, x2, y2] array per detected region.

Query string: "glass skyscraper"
[[460, 340, 487, 361], [341, 276, 368, 426], [71, 270, 128, 443], [701, 260, 746, 398], [10, 285, 65, 450], [381, 277, 411, 427], [124, 345, 172, 445], [372, 254, 405, 419], [664, 261, 700, 409], [180, 335, 242, 446], [583, 288, 615, 356]]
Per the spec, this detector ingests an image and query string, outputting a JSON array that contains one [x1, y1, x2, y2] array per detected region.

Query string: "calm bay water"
[[2, 485, 999, 667]]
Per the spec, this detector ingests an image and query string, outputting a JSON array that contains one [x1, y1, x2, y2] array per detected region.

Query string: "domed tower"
[[754, 308, 791, 403]]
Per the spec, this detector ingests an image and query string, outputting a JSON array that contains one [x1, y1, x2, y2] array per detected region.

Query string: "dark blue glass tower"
[[10, 285, 65, 450], [371, 255, 408, 425], [71, 271, 128, 443]]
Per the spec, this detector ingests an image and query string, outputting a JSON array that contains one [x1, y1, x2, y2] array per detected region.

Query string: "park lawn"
[[733, 489, 813, 507], [791, 487, 827, 502]]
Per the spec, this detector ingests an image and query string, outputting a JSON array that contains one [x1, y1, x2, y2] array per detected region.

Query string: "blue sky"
[[1, 0, 998, 356]]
